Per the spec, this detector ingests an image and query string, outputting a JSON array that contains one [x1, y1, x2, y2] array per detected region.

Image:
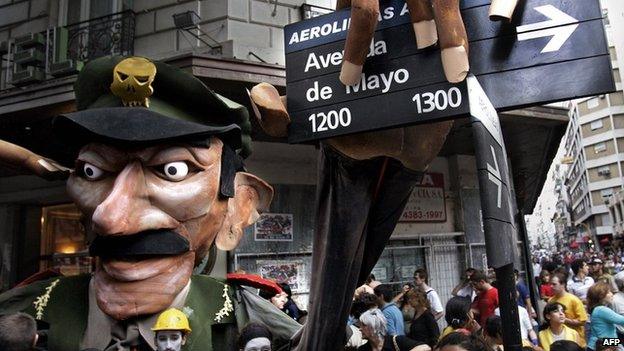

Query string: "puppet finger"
[[0, 139, 70, 180], [406, 0, 438, 49], [489, 0, 518, 21], [340, 0, 380, 86], [248, 83, 290, 138], [432, 0, 469, 83]]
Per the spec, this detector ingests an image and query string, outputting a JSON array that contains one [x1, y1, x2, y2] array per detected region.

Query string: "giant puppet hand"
[[0, 140, 69, 180], [339, 0, 519, 85]]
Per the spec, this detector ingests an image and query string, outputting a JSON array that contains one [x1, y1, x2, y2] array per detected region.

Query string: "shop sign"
[[399, 172, 446, 222]]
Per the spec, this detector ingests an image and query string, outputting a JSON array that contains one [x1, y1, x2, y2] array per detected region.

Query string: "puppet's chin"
[[94, 252, 195, 320]]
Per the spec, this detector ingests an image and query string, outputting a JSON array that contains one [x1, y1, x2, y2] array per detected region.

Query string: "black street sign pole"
[[468, 74, 521, 351]]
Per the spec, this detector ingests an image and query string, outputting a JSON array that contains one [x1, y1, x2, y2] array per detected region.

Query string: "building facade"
[[563, 0, 624, 250]]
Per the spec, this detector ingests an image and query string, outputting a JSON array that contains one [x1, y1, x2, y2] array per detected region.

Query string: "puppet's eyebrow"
[[78, 144, 126, 165], [147, 146, 200, 165], [78, 148, 127, 169], [76, 150, 115, 172]]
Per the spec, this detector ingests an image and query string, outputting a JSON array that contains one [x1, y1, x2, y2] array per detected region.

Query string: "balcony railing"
[[1, 11, 135, 91], [300, 4, 334, 20], [65, 10, 135, 62]]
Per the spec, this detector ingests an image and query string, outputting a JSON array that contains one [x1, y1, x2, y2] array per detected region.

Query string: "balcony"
[[300, 4, 334, 19], [1, 11, 135, 91], [64, 10, 135, 63]]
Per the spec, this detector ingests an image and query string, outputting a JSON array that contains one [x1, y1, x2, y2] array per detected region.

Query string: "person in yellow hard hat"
[[152, 308, 192, 351]]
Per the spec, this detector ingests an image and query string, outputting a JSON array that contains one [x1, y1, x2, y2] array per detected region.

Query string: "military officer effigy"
[[0, 56, 299, 350]]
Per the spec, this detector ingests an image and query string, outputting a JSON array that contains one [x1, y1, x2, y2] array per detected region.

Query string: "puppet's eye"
[[162, 161, 189, 181], [83, 163, 104, 180]]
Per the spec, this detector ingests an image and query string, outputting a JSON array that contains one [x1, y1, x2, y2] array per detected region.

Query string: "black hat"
[[48, 56, 252, 167], [238, 323, 272, 348]]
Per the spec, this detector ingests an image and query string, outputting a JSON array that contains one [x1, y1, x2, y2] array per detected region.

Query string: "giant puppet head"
[[42, 56, 272, 320]]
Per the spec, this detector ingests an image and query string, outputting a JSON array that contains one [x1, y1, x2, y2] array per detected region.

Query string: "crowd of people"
[[5, 254, 624, 351], [338, 253, 624, 351]]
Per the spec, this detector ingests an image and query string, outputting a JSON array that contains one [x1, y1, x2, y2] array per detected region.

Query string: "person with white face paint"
[[237, 323, 272, 351], [156, 331, 186, 351], [152, 308, 191, 351]]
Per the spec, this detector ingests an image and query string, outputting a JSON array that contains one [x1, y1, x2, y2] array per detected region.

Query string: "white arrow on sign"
[[487, 145, 502, 208], [517, 5, 579, 53]]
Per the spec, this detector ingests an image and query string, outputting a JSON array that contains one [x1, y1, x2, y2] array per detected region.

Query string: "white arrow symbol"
[[487, 145, 502, 209], [517, 5, 579, 53]]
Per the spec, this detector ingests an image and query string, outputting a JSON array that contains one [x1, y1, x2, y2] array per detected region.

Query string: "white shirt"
[[424, 287, 444, 314], [532, 263, 541, 278], [495, 305, 532, 340], [567, 275, 594, 301], [456, 285, 476, 300]]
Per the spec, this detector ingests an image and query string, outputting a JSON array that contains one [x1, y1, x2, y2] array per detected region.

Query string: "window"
[[594, 142, 607, 153], [591, 119, 604, 130], [587, 97, 600, 109], [598, 166, 611, 176], [41, 204, 93, 275], [59, 0, 130, 26], [601, 188, 614, 199], [602, 213, 613, 226]]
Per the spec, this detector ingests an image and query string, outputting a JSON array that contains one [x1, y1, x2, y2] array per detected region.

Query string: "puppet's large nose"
[[92, 161, 178, 235]]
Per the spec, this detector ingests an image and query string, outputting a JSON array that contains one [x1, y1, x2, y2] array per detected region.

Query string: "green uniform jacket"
[[0, 274, 239, 351]]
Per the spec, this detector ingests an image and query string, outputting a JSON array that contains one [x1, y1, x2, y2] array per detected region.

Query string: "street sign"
[[284, 0, 614, 143]]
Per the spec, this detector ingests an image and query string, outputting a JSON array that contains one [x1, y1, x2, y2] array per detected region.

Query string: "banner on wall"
[[258, 260, 305, 292], [399, 172, 446, 222], [254, 213, 294, 241]]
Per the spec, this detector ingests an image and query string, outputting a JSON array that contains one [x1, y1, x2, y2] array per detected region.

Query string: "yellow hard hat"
[[151, 308, 192, 334]]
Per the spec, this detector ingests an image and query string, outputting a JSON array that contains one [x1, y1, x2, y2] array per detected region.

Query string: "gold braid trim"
[[214, 284, 233, 323], [33, 279, 60, 320]]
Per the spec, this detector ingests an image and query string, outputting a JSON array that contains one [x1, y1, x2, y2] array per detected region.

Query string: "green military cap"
[[51, 56, 252, 167]]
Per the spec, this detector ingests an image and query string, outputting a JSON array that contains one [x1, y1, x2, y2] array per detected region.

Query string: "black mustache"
[[89, 229, 190, 258]]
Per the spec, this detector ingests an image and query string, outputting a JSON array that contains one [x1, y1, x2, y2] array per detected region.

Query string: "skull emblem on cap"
[[110, 57, 157, 107]]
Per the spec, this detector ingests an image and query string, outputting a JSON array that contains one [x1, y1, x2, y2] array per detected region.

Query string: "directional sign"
[[516, 5, 579, 53], [284, 0, 614, 143]]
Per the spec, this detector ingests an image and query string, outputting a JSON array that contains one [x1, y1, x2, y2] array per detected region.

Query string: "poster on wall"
[[258, 260, 304, 292], [399, 172, 446, 222], [254, 213, 294, 241]]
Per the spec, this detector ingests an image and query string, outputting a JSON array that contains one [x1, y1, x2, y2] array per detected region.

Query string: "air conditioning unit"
[[598, 168, 611, 176]]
